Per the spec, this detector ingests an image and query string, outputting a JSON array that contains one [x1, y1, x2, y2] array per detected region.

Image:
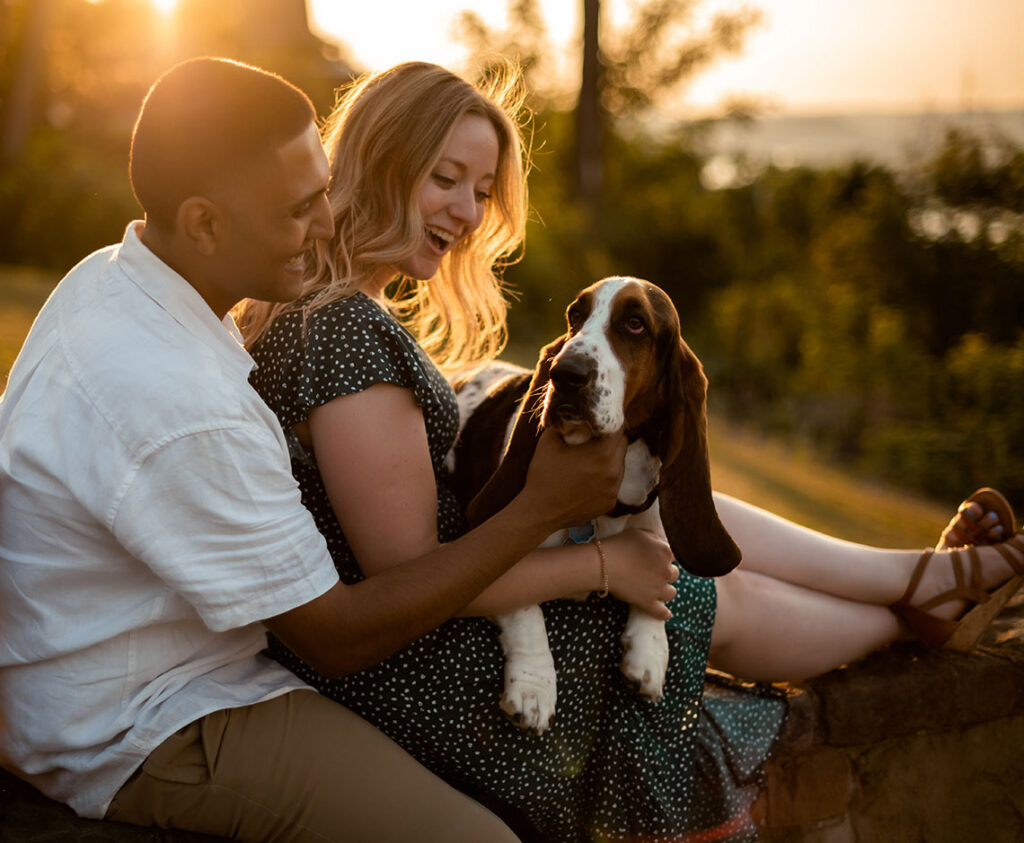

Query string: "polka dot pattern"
[[250, 292, 786, 842]]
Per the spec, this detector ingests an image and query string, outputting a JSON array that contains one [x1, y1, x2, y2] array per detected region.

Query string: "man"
[[0, 58, 638, 841]]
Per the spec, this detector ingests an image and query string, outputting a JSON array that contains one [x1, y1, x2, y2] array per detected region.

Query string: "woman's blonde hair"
[[235, 60, 531, 375]]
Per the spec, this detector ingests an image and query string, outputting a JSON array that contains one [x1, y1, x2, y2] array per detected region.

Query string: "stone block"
[[847, 714, 1024, 843], [771, 682, 823, 755], [756, 746, 852, 832]]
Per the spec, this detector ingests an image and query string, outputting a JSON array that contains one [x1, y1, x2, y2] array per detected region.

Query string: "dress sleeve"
[[295, 294, 440, 413]]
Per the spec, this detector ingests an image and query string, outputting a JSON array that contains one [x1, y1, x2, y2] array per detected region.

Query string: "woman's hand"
[[601, 528, 679, 620]]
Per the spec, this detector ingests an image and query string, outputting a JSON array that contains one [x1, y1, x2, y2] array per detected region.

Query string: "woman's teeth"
[[426, 225, 454, 251]]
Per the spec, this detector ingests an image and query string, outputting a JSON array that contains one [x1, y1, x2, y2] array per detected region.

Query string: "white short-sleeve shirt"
[[0, 223, 339, 818]]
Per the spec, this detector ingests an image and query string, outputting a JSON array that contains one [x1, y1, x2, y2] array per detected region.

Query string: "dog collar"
[[605, 486, 659, 519], [565, 484, 658, 545]]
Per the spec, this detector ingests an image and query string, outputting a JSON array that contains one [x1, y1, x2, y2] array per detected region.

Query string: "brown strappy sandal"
[[937, 487, 1017, 550], [891, 533, 1024, 652]]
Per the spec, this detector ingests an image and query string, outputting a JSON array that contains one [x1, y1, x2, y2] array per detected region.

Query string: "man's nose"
[[311, 192, 334, 241]]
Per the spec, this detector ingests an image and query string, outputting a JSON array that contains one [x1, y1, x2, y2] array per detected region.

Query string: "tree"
[[0, 0, 354, 268], [1, 0, 55, 161], [457, 0, 762, 207], [576, 0, 601, 203]]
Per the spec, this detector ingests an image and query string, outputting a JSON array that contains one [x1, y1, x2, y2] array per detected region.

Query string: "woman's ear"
[[657, 338, 742, 577], [466, 336, 566, 527], [178, 196, 221, 256]]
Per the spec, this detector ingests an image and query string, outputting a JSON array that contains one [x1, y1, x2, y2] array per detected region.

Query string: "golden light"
[[151, 0, 178, 14]]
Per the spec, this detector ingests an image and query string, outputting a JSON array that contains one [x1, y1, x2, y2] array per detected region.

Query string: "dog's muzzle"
[[545, 350, 599, 440]]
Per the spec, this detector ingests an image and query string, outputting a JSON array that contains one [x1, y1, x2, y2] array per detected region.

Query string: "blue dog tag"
[[567, 521, 596, 544]]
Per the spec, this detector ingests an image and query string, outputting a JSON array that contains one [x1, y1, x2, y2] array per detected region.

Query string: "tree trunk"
[[575, 0, 601, 206], [1, 0, 53, 162]]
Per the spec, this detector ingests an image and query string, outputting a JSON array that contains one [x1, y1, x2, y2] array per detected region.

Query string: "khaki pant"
[[106, 690, 519, 842]]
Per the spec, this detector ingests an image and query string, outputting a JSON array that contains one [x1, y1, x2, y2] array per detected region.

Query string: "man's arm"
[[264, 428, 627, 677]]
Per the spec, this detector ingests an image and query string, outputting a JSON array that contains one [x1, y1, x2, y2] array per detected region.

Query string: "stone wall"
[[755, 591, 1024, 841], [4, 595, 1023, 842]]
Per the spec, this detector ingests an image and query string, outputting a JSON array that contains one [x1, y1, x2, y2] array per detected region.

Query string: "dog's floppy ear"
[[657, 337, 742, 577], [466, 337, 566, 527]]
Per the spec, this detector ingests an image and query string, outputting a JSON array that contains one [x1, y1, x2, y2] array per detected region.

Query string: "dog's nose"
[[550, 353, 593, 392]]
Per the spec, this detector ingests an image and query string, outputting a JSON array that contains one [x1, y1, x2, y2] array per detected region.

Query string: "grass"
[[0, 266, 58, 392], [708, 417, 950, 548], [1, 267, 953, 548]]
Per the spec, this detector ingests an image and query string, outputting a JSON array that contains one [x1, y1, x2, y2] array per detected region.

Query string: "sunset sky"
[[306, 0, 1024, 116]]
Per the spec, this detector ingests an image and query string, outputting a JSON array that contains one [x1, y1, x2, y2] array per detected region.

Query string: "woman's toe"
[[939, 502, 1006, 550]]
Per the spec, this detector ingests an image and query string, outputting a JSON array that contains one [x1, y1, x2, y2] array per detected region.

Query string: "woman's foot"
[[936, 487, 1016, 550], [892, 533, 1024, 651]]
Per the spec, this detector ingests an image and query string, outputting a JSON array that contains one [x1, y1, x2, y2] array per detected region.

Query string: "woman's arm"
[[265, 425, 630, 678], [308, 382, 441, 569], [309, 383, 676, 619]]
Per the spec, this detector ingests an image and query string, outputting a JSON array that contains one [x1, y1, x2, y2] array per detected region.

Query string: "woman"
[[237, 62, 1023, 841]]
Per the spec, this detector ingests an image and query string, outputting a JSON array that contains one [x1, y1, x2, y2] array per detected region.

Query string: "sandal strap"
[[896, 548, 935, 606], [912, 548, 989, 613], [963, 546, 992, 605], [896, 532, 1024, 610], [893, 529, 1024, 651], [994, 533, 1024, 575]]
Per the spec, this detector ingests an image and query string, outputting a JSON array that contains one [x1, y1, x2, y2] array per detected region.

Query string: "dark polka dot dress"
[[250, 292, 786, 842]]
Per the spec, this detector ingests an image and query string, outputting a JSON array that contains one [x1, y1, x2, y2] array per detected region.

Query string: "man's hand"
[[520, 428, 627, 531]]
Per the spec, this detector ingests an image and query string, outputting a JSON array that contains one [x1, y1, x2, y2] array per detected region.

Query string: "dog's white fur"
[[550, 279, 630, 444], [454, 278, 672, 733]]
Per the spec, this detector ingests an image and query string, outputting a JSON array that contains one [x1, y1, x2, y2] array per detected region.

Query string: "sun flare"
[[151, 0, 178, 14]]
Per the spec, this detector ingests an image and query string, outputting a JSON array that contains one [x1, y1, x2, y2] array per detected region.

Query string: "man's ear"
[[177, 197, 221, 256]]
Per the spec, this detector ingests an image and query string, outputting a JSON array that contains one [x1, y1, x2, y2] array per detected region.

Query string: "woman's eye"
[[433, 174, 455, 188], [475, 190, 492, 203], [624, 316, 647, 335]]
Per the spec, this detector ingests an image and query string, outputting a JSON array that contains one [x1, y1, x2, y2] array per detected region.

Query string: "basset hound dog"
[[449, 276, 741, 734]]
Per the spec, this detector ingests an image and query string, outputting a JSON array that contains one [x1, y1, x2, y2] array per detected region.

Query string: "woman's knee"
[[709, 569, 762, 661]]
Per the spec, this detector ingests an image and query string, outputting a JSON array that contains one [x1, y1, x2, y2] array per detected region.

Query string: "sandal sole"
[[945, 572, 1024, 652]]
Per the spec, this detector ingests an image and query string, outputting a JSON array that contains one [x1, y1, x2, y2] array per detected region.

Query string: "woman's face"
[[398, 112, 500, 282]]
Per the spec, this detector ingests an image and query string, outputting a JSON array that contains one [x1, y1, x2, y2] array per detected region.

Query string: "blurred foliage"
[[457, 0, 762, 119], [501, 106, 1024, 507], [1, 0, 1022, 509], [458, 0, 763, 208], [0, 0, 353, 269]]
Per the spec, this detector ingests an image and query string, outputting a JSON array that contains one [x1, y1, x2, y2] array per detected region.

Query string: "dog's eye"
[[624, 316, 647, 335], [567, 308, 584, 330]]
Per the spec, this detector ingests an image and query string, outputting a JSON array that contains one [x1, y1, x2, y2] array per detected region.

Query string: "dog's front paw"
[[495, 606, 558, 734], [620, 609, 669, 702], [501, 659, 557, 734]]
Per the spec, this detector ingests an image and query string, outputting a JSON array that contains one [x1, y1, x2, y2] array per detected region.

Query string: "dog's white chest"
[[496, 440, 669, 734]]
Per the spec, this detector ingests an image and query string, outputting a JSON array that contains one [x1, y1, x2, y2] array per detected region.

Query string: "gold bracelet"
[[594, 538, 609, 597]]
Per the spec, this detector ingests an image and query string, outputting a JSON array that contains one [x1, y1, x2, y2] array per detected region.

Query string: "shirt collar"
[[115, 221, 255, 378]]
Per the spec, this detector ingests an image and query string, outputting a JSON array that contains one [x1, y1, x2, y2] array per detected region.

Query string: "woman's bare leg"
[[708, 494, 1024, 681], [713, 491, 1004, 604], [709, 569, 902, 682]]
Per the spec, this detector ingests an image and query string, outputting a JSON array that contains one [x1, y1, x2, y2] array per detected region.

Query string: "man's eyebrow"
[[292, 185, 327, 208]]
